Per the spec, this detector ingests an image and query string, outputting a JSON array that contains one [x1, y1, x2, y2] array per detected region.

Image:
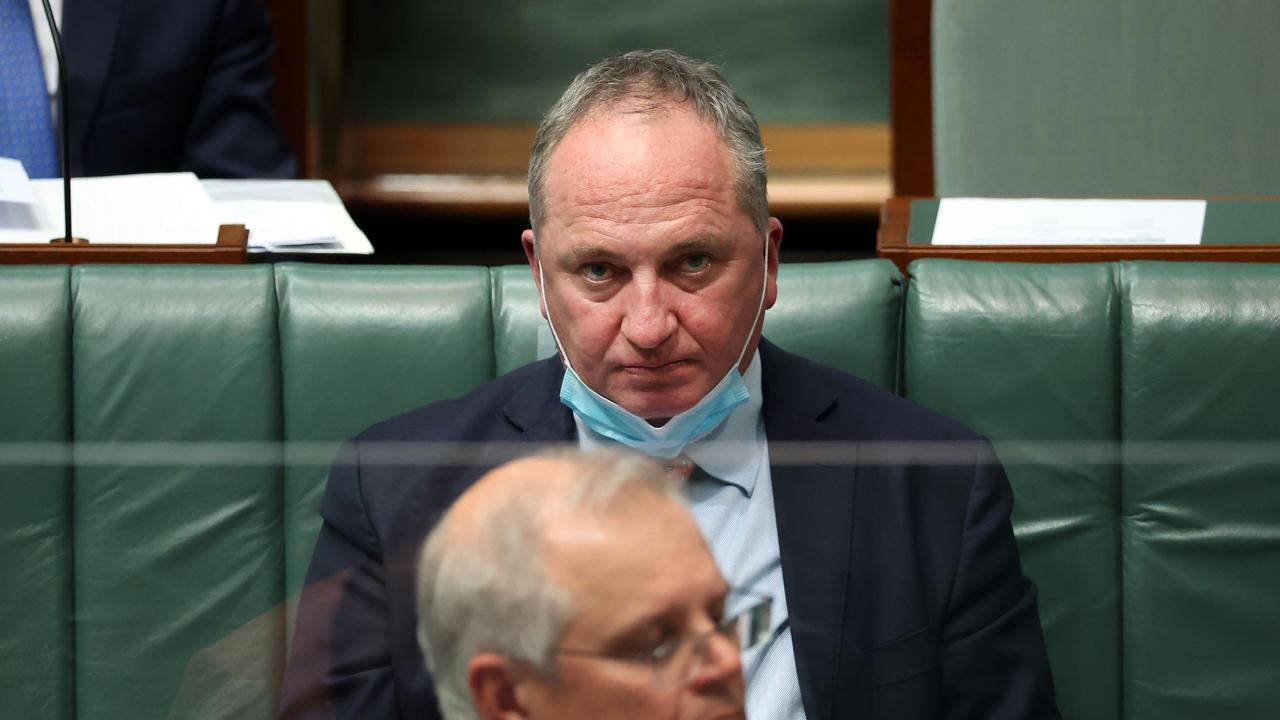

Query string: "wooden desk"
[[877, 197, 1280, 274], [0, 225, 248, 265]]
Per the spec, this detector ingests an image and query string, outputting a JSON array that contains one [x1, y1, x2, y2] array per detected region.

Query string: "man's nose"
[[620, 281, 677, 350], [686, 631, 744, 693]]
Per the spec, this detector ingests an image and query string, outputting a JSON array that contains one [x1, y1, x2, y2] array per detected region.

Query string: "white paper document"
[[931, 198, 1207, 246], [0, 173, 221, 245], [204, 179, 373, 254], [0, 173, 373, 254], [0, 157, 39, 205]]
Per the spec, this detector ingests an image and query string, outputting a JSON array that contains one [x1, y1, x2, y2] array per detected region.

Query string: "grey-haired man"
[[417, 451, 764, 720], [283, 49, 1059, 720]]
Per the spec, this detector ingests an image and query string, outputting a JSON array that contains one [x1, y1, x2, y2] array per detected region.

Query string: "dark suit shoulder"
[[354, 357, 563, 444], [761, 342, 987, 444]]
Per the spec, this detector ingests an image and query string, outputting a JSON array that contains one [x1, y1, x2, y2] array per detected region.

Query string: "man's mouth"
[[621, 360, 686, 374]]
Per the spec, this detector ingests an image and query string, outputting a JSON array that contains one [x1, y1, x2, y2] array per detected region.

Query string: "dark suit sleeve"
[[180, 0, 297, 178], [281, 442, 404, 720], [939, 451, 1061, 719]]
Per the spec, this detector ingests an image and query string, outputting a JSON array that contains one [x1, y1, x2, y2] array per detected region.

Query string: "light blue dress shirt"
[[575, 352, 809, 719]]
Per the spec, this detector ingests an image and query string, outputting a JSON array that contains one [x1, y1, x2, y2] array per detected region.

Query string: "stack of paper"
[[0, 160, 372, 254], [204, 179, 373, 254]]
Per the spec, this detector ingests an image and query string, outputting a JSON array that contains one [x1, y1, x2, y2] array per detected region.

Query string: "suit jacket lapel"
[[60, 0, 127, 172], [502, 356, 575, 444], [761, 340, 857, 720]]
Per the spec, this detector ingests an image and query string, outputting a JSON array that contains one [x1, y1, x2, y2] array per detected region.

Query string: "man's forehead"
[[539, 106, 740, 236], [547, 106, 732, 192]]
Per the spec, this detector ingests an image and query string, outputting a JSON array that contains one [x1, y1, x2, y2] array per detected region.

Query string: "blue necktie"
[[0, 0, 59, 178]]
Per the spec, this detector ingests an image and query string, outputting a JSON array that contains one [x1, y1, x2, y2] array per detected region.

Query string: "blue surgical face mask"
[[537, 234, 770, 459]]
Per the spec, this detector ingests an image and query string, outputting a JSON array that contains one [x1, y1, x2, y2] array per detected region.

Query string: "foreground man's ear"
[[468, 653, 533, 720], [765, 216, 784, 311]]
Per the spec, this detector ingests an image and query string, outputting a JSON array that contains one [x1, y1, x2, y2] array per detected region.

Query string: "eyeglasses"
[[551, 593, 773, 690]]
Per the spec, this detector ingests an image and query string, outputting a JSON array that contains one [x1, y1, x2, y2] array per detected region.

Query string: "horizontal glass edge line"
[[0, 441, 1278, 467]]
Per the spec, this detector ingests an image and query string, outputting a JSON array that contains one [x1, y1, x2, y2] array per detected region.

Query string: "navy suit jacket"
[[61, 0, 296, 178], [283, 340, 1060, 719]]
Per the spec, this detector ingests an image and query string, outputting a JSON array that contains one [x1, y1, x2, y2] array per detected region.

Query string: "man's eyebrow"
[[562, 244, 625, 264], [604, 583, 732, 649], [601, 605, 680, 651], [671, 235, 727, 251]]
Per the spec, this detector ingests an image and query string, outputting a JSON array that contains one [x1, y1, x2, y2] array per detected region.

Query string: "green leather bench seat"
[[905, 262, 1122, 720], [904, 260, 1280, 720], [0, 268, 73, 720], [1, 259, 1277, 719]]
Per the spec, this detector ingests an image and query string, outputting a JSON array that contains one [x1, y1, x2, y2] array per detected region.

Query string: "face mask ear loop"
[[535, 241, 579, 375], [733, 230, 771, 371]]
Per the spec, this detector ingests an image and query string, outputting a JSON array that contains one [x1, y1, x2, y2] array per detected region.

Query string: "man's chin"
[[602, 375, 709, 420], [612, 391, 701, 423]]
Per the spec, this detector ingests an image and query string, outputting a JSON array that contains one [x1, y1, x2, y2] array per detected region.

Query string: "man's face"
[[524, 103, 782, 421], [516, 495, 745, 720]]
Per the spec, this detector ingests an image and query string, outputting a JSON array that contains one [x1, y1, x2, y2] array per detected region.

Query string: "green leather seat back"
[[490, 260, 904, 391], [0, 268, 73, 720], [903, 260, 1122, 720], [72, 266, 285, 720], [275, 265, 495, 602], [1119, 262, 1280, 718], [765, 260, 902, 391], [491, 265, 548, 376], [933, 1, 1280, 196]]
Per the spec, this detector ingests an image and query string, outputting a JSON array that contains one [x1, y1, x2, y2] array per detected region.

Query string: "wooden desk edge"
[[0, 225, 248, 265], [876, 197, 1280, 274]]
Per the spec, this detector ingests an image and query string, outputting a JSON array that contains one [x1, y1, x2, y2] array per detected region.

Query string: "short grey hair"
[[528, 49, 769, 235], [415, 449, 681, 720]]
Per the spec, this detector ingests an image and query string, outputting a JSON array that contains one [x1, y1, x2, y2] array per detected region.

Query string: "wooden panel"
[[337, 123, 891, 218], [877, 197, 1280, 274], [891, 0, 935, 196], [340, 123, 890, 176], [266, 0, 311, 176], [340, 172, 890, 220]]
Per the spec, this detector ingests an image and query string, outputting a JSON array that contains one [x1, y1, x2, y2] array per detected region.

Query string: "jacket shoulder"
[[354, 357, 560, 444], [764, 343, 987, 444]]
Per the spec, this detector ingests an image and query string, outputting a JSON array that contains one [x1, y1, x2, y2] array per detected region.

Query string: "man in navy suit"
[[52, 0, 294, 177], [283, 50, 1059, 719]]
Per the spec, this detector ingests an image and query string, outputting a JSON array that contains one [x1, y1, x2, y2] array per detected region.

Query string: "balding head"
[[415, 450, 693, 720]]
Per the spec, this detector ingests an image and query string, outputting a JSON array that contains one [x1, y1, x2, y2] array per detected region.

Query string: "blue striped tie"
[[0, 0, 59, 178]]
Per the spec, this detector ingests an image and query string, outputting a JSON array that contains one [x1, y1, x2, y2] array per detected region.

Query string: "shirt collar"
[[573, 351, 765, 497]]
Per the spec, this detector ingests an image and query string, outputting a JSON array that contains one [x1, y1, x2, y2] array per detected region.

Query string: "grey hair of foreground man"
[[526, 48, 769, 235], [415, 450, 680, 720]]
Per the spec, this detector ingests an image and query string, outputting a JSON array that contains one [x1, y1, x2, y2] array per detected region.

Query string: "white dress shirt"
[[575, 352, 809, 719]]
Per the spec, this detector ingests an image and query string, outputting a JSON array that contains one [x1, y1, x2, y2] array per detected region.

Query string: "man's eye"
[[681, 254, 711, 272], [581, 263, 612, 281]]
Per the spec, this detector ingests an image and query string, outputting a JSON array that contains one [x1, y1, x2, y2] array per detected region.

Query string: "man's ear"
[[468, 653, 533, 720], [764, 217, 784, 310], [521, 230, 549, 320]]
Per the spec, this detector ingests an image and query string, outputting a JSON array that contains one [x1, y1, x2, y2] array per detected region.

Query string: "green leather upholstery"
[[72, 266, 286, 720], [2, 258, 1276, 719], [904, 260, 1280, 720], [0, 260, 902, 719], [275, 265, 494, 603], [0, 268, 72, 720], [766, 260, 903, 392], [932, 1, 1280, 196], [490, 265, 547, 375], [905, 261, 1122, 720], [1119, 263, 1280, 718]]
